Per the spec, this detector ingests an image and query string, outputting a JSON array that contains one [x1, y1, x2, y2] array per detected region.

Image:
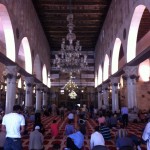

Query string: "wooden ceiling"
[[32, 0, 112, 51]]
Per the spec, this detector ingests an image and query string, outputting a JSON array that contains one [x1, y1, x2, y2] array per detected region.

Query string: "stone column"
[[35, 83, 42, 112], [5, 66, 18, 114], [97, 87, 102, 109], [25, 77, 34, 110], [123, 66, 138, 109], [102, 84, 109, 107], [110, 77, 120, 113], [42, 87, 48, 107]]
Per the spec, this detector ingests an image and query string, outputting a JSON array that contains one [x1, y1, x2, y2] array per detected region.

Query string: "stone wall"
[[137, 82, 150, 111]]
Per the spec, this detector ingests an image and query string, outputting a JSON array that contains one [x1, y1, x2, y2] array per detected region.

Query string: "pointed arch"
[[18, 37, 32, 74], [42, 64, 47, 85], [47, 71, 51, 88], [127, 5, 146, 62], [98, 65, 102, 85], [33, 54, 42, 81], [95, 71, 98, 88], [111, 38, 122, 74], [103, 54, 109, 81], [0, 4, 15, 61]]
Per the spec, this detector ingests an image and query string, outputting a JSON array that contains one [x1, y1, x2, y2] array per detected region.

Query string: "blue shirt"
[[65, 124, 74, 135], [68, 131, 84, 149], [116, 137, 133, 148]]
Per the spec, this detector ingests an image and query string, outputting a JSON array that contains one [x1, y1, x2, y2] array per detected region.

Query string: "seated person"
[[29, 112, 35, 122], [0, 129, 6, 150], [97, 114, 106, 125], [50, 120, 59, 137], [115, 127, 134, 150], [109, 114, 118, 128], [67, 111, 74, 122], [90, 126, 105, 150], [78, 114, 86, 135], [66, 126, 84, 150], [65, 120, 75, 135], [99, 123, 111, 140]]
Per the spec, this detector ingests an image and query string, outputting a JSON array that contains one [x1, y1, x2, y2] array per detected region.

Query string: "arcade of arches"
[[0, 0, 149, 114]]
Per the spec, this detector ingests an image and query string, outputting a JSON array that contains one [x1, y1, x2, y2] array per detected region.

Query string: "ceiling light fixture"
[[53, 1, 88, 73], [63, 73, 78, 92]]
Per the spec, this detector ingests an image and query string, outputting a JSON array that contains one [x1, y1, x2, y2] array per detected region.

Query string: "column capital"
[[35, 83, 43, 91], [123, 66, 139, 80], [3, 66, 18, 80], [110, 77, 120, 85], [25, 77, 34, 87], [102, 83, 109, 90], [123, 66, 138, 76]]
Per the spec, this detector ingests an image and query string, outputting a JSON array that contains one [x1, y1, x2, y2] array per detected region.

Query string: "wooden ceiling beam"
[[33, 0, 110, 6]]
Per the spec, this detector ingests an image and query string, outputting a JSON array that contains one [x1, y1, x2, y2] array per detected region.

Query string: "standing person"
[[142, 119, 150, 150], [90, 126, 106, 150], [121, 106, 128, 127], [60, 106, 65, 120], [29, 126, 44, 150], [2, 105, 25, 150]]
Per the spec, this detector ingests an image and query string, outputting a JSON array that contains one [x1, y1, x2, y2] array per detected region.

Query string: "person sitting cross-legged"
[[65, 120, 75, 135], [115, 127, 134, 150], [99, 123, 111, 140], [50, 120, 59, 137], [90, 126, 108, 150], [66, 126, 84, 150]]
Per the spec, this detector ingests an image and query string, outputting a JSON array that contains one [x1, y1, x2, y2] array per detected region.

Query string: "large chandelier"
[[53, 13, 88, 73]]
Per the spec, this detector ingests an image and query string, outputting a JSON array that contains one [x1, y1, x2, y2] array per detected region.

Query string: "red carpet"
[[22, 115, 147, 150]]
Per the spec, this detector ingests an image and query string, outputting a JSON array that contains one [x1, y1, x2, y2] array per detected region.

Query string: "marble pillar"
[[98, 92, 102, 109], [124, 66, 138, 109], [5, 66, 18, 114], [110, 77, 120, 113], [25, 77, 34, 109], [35, 83, 42, 111], [97, 86, 102, 109], [42, 87, 48, 106], [102, 84, 109, 107]]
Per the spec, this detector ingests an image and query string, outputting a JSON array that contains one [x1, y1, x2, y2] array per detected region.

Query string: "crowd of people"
[[0, 104, 149, 150]]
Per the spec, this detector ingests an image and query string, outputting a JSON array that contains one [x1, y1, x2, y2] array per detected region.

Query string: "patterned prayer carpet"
[[22, 115, 147, 150]]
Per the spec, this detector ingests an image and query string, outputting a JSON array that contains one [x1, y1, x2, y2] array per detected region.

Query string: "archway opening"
[[0, 4, 15, 61], [127, 5, 146, 62], [111, 38, 121, 74], [103, 54, 109, 81]]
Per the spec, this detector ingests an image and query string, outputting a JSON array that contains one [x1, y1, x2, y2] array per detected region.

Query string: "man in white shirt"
[[90, 126, 106, 150], [2, 105, 25, 150]]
